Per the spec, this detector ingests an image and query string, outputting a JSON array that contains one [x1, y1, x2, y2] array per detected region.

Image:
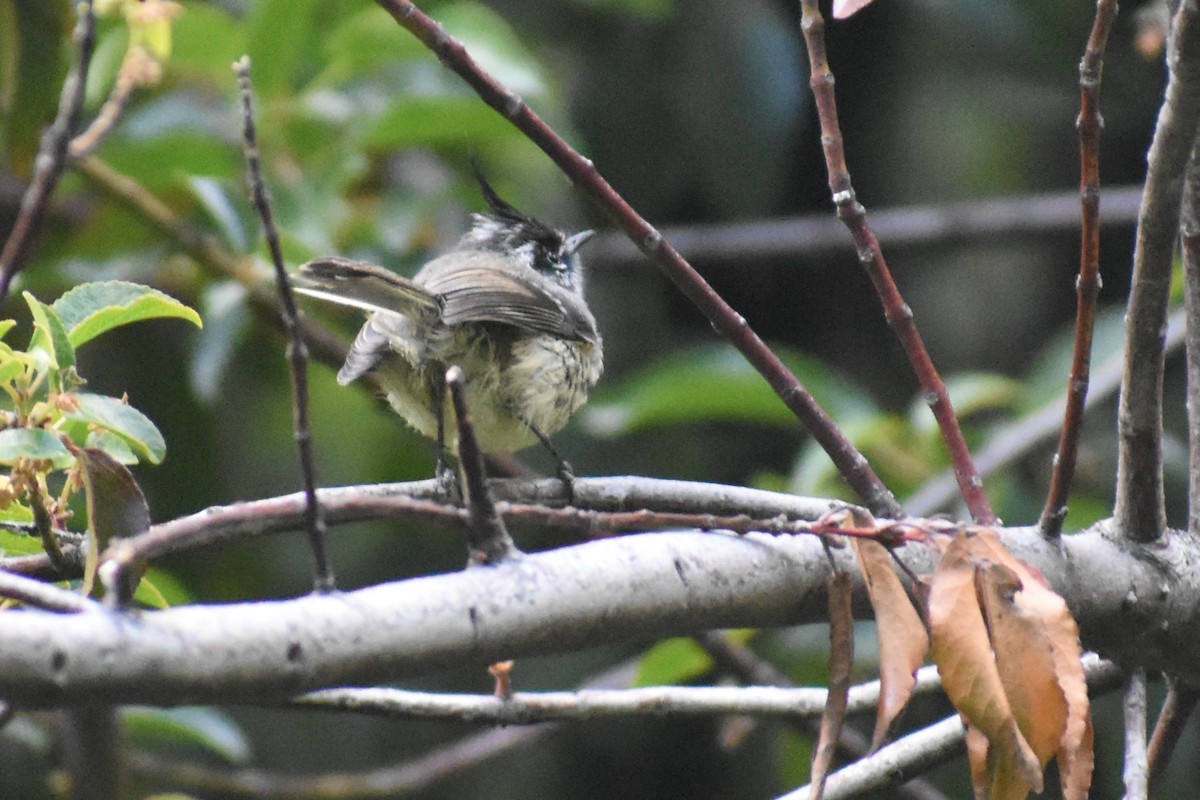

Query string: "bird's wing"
[[422, 258, 597, 343], [293, 257, 440, 318]]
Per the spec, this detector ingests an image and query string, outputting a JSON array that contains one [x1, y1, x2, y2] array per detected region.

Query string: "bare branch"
[[0, 0, 96, 301], [1123, 668, 1149, 800], [447, 366, 521, 564], [1042, 0, 1119, 537], [1146, 679, 1200, 792], [0, 517, 1195, 706], [587, 186, 1145, 269], [1116, 2, 1200, 543], [0, 570, 96, 614], [796, 0, 993, 524], [234, 56, 334, 593], [294, 672, 942, 723]]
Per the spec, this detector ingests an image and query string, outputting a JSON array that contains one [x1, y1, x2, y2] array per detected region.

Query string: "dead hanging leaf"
[[965, 723, 990, 800], [809, 571, 854, 800], [928, 531, 1043, 793], [78, 447, 151, 597], [976, 561, 1067, 800], [964, 529, 1093, 796], [850, 538, 929, 750]]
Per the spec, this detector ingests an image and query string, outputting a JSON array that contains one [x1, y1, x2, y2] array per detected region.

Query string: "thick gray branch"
[[1, 518, 1199, 707], [1116, 1, 1200, 542]]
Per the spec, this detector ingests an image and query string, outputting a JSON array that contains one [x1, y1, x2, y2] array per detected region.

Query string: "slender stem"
[[446, 366, 521, 564], [1146, 680, 1200, 792], [795, 0, 993, 524], [1116, 1, 1200, 543], [372, 0, 901, 518], [1041, 0, 1119, 537], [1183, 115, 1200, 540], [1122, 668, 1149, 800], [0, 570, 95, 613], [0, 0, 96, 302], [235, 57, 334, 593]]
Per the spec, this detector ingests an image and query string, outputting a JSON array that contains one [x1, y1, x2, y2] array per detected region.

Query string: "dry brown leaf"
[[965, 723, 990, 800], [977, 562, 1068, 798], [929, 531, 1042, 792], [1059, 711, 1095, 800], [851, 538, 930, 750], [966, 529, 1093, 797], [809, 571, 854, 800]]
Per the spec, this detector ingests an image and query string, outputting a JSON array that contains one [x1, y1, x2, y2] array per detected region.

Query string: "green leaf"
[[583, 344, 879, 437], [1, 0, 71, 171], [185, 177, 250, 253], [25, 292, 75, 372], [53, 281, 202, 349], [133, 567, 193, 609], [0, 319, 18, 340], [437, 3, 546, 95], [363, 95, 523, 150], [0, 357, 26, 387], [78, 447, 151, 595], [634, 637, 712, 687], [189, 282, 251, 405], [0, 525, 40, 555], [68, 394, 166, 465], [85, 429, 139, 465], [245, 0, 325, 96], [0, 428, 73, 467], [123, 707, 252, 764]]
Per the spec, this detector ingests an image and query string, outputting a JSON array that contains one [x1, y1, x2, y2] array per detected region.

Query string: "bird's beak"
[[564, 230, 596, 255]]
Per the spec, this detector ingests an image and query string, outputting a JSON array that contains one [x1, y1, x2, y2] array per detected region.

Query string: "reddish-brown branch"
[[795, 1, 993, 524], [371, 0, 901, 518], [1041, 0, 1119, 537], [1146, 680, 1200, 793]]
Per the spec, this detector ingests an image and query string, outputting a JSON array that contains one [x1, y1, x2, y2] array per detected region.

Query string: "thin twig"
[[372, 0, 901, 519], [295, 677, 939, 723], [1116, 2, 1200, 543], [234, 56, 334, 593], [96, 478, 844, 597], [1122, 668, 1149, 800], [446, 366, 521, 564], [1146, 679, 1200, 792], [0, 0, 96, 302], [0, 570, 95, 613], [1041, 0, 1119, 537], [796, 1, 992, 524], [1183, 113, 1200, 540], [68, 49, 146, 160]]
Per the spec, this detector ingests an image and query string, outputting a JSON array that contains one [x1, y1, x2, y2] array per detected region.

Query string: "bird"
[[292, 172, 603, 483]]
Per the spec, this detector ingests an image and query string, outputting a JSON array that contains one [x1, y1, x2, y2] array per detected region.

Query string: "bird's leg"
[[431, 368, 459, 499], [528, 423, 576, 505]]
